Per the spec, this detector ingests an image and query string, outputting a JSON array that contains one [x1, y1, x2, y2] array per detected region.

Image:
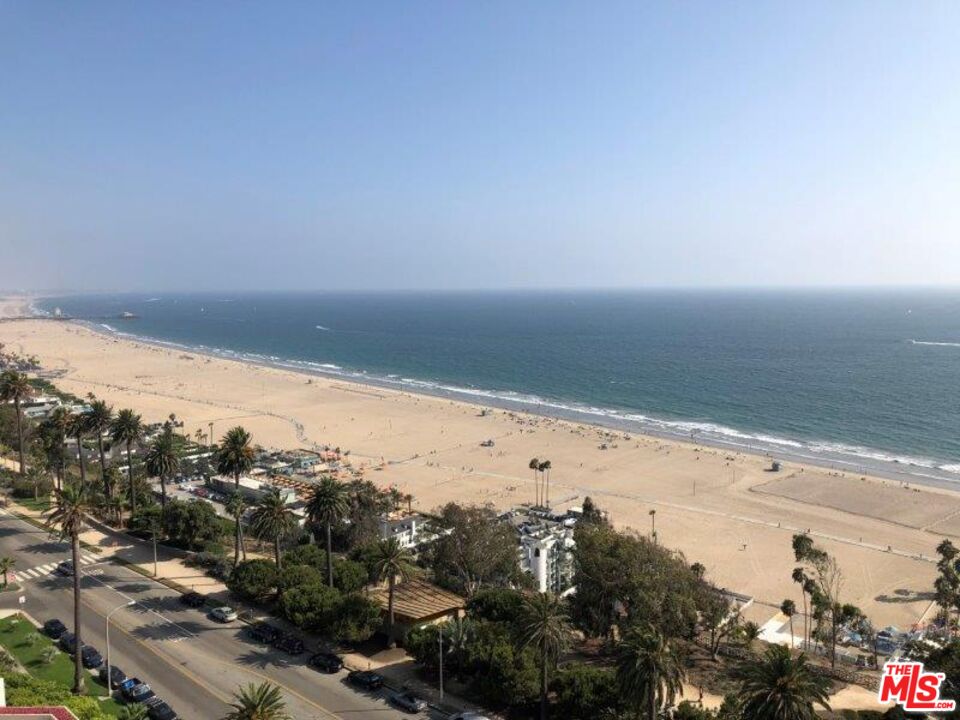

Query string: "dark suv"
[[180, 591, 206, 608], [247, 622, 280, 644], [308, 652, 344, 673], [347, 670, 385, 690], [272, 633, 304, 655], [43, 618, 67, 639]]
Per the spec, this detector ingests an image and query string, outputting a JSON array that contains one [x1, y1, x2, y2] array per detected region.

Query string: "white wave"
[[939, 464, 960, 475], [909, 339, 960, 348], [315, 325, 331, 331], [100, 324, 118, 333], [144, 297, 161, 303]]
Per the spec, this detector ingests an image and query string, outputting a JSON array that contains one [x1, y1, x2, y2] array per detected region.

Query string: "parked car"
[[389, 690, 427, 714], [180, 592, 206, 608], [120, 678, 155, 703], [209, 606, 238, 623], [247, 622, 280, 644], [451, 714, 492, 720], [347, 670, 385, 691], [99, 664, 127, 689], [58, 632, 77, 653], [145, 696, 179, 720], [272, 633, 304, 654], [81, 645, 104, 668], [308, 652, 344, 674], [43, 618, 67, 639], [55, 560, 75, 576]]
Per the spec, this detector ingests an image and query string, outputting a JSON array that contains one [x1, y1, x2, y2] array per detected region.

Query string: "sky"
[[2, 2, 960, 292]]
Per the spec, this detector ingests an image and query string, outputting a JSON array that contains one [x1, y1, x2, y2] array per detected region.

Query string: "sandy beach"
[[0, 295, 948, 628]]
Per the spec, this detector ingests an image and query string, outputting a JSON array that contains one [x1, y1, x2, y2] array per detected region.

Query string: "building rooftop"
[[370, 579, 465, 624]]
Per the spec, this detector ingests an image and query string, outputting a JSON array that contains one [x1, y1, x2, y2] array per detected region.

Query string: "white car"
[[210, 606, 238, 623]]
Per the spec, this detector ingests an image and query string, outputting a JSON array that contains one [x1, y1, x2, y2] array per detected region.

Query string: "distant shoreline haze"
[[34, 290, 960, 483]]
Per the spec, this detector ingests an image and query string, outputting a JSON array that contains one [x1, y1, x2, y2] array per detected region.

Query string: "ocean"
[[35, 289, 960, 485]]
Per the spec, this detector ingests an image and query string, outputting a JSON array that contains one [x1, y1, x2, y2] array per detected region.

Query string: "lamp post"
[[438, 626, 444, 701], [105, 600, 135, 694]]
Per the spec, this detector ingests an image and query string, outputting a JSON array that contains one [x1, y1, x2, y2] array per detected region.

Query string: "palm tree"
[[0, 556, 15, 587], [518, 591, 572, 720], [117, 705, 149, 720], [616, 625, 685, 720], [649, 509, 657, 541], [25, 465, 47, 502], [216, 427, 255, 565], [225, 493, 249, 566], [223, 681, 290, 720], [144, 423, 180, 510], [741, 621, 762, 652], [733, 645, 831, 720], [371, 537, 418, 648], [0, 369, 33, 474], [250, 488, 296, 571], [448, 616, 475, 682], [111, 409, 144, 519], [45, 482, 93, 694], [529, 457, 540, 506], [781, 599, 797, 648], [538, 459, 552, 508], [39, 407, 70, 490], [68, 410, 92, 489], [305, 476, 348, 587], [86, 399, 113, 497], [791, 567, 808, 649]]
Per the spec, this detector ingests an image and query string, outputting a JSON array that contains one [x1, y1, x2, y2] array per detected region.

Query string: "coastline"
[[0, 294, 949, 627]]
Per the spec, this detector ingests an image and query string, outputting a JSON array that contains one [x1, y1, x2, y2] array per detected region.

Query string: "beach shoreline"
[[0, 294, 949, 627]]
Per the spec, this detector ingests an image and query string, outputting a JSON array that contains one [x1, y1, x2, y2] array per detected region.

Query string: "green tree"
[[733, 645, 831, 720], [45, 482, 93, 694], [617, 625, 686, 720], [553, 665, 620, 719], [163, 498, 221, 550], [305, 476, 349, 587], [781, 599, 797, 648], [144, 423, 180, 509], [329, 592, 382, 643], [225, 492, 248, 566], [518, 592, 573, 720], [0, 555, 16, 586], [279, 581, 340, 632], [0, 369, 33, 474], [370, 537, 418, 647], [250, 487, 296, 571], [38, 407, 70, 490], [86, 398, 113, 497], [69, 411, 91, 489], [110, 408, 144, 519], [223, 682, 290, 720], [117, 705, 149, 720], [216, 426, 255, 567], [227, 559, 279, 601], [467, 587, 526, 624]]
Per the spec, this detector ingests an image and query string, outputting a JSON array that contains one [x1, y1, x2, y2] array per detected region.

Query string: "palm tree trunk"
[[275, 535, 282, 570], [234, 516, 241, 567], [649, 683, 657, 720], [126, 440, 136, 520], [388, 574, 396, 648], [76, 433, 87, 488], [789, 616, 795, 649], [801, 591, 808, 650], [97, 436, 109, 498], [540, 651, 548, 720], [71, 533, 84, 694], [326, 522, 334, 588], [14, 398, 24, 475], [160, 474, 167, 509]]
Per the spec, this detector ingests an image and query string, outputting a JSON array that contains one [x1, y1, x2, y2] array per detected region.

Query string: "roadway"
[[0, 509, 445, 720]]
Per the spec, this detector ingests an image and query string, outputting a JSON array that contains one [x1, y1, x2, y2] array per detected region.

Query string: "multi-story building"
[[506, 509, 577, 596]]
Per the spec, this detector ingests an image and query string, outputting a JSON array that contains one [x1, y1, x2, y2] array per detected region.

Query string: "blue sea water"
[[35, 290, 960, 482]]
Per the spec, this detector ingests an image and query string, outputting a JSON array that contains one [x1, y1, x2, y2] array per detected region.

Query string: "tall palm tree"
[[68, 411, 91, 489], [371, 537, 418, 648], [24, 465, 48, 502], [519, 591, 572, 720], [39, 407, 70, 490], [733, 645, 831, 720], [45, 482, 92, 694], [617, 625, 685, 720], [144, 423, 180, 510], [791, 568, 808, 650], [225, 493, 248, 566], [538, 459, 552, 508], [216, 426, 255, 565], [250, 488, 296, 571], [305, 476, 348, 587], [529, 457, 540, 506], [0, 556, 15, 587], [223, 681, 290, 720], [780, 599, 797, 649], [448, 615, 476, 682], [86, 399, 113, 497], [111, 409, 144, 519], [0, 369, 33, 475]]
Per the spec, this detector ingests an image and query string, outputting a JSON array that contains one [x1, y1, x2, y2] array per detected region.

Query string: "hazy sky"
[[2, 2, 959, 292]]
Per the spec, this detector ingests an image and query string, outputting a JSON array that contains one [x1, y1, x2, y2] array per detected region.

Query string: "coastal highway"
[[0, 510, 442, 720]]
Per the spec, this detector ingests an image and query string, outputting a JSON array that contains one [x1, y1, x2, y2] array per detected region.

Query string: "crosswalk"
[[14, 553, 102, 582]]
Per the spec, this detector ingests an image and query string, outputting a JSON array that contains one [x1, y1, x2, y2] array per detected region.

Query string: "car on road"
[[81, 645, 104, 668], [209, 606, 238, 623], [145, 696, 179, 720], [308, 652, 344, 674], [272, 633, 304, 654], [55, 560, 75, 576], [179, 592, 206, 608], [246, 622, 280, 644], [451, 713, 492, 720], [99, 664, 127, 689], [347, 670, 385, 691], [58, 632, 77, 654], [120, 678, 155, 703], [43, 618, 67, 639], [389, 690, 427, 714]]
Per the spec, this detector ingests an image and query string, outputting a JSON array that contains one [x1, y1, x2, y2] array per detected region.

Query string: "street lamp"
[[438, 626, 444, 701], [105, 600, 135, 694]]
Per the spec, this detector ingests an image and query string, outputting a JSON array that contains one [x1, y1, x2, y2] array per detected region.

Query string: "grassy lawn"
[[17, 495, 51, 513], [0, 614, 125, 716]]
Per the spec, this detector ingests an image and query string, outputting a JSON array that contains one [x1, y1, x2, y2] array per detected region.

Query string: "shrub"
[[226, 559, 279, 600], [279, 581, 340, 632]]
